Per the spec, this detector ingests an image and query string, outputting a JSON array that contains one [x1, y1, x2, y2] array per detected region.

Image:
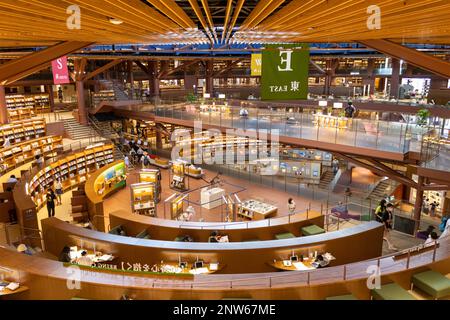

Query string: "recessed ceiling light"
[[108, 17, 123, 25]]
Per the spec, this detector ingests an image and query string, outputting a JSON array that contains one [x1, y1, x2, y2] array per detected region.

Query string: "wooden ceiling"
[[0, 0, 449, 48]]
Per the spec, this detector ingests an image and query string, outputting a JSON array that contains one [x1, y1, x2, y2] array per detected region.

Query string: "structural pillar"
[[205, 60, 214, 96], [76, 80, 88, 125], [155, 129, 163, 150], [45, 85, 55, 112], [413, 175, 425, 232], [0, 85, 9, 124], [390, 58, 400, 99], [128, 61, 135, 99], [148, 61, 160, 98]]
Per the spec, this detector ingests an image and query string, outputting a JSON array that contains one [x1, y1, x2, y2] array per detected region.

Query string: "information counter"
[[42, 217, 384, 274]]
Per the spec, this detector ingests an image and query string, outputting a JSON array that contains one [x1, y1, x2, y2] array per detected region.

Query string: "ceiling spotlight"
[[108, 17, 123, 25]]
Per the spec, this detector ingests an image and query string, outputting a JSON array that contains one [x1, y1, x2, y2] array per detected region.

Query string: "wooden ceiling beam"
[[0, 41, 92, 85], [145, 0, 196, 29], [225, 0, 245, 44], [82, 59, 124, 81], [221, 0, 234, 43], [200, 0, 218, 43], [188, 0, 215, 44], [358, 39, 450, 78]]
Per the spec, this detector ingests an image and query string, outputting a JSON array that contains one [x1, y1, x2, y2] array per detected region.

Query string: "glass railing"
[[151, 103, 430, 154]]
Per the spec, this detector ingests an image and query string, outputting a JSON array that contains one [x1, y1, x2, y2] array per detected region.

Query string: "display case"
[[0, 135, 63, 176], [313, 113, 351, 129], [237, 199, 278, 220], [170, 194, 186, 220], [138, 169, 161, 202], [185, 164, 204, 178], [0, 118, 46, 146], [170, 160, 188, 191], [130, 182, 156, 216]]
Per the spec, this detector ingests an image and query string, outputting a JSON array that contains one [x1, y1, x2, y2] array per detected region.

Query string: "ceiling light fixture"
[[108, 17, 123, 25]]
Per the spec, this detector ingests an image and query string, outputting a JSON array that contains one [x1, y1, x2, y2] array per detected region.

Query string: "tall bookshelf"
[[0, 119, 46, 146], [0, 136, 63, 176], [28, 144, 115, 209]]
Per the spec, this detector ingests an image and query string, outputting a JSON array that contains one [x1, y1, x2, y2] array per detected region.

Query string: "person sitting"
[[6, 175, 18, 183], [208, 231, 219, 243], [76, 251, 93, 266], [416, 225, 435, 240], [17, 243, 33, 255], [313, 254, 330, 268], [59, 246, 72, 263], [424, 232, 439, 246], [239, 107, 249, 117]]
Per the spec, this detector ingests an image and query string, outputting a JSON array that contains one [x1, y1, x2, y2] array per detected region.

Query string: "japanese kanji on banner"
[[261, 43, 309, 100]]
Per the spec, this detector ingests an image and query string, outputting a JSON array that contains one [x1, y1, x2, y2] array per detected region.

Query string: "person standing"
[[46, 189, 56, 218], [382, 203, 397, 250], [288, 198, 296, 214], [429, 201, 438, 217], [124, 155, 130, 169], [54, 179, 63, 205]]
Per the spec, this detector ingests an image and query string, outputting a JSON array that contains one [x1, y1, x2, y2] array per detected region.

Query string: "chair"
[[301, 225, 325, 236], [135, 230, 150, 239], [275, 232, 295, 240], [411, 270, 450, 299], [371, 283, 416, 300], [109, 225, 123, 235], [325, 294, 357, 300]]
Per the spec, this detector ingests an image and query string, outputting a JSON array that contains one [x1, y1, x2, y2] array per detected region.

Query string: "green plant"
[[416, 108, 430, 126], [186, 92, 197, 102]]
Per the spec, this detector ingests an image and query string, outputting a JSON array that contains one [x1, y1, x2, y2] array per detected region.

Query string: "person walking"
[[429, 201, 438, 218], [46, 189, 57, 218], [382, 203, 398, 250], [54, 179, 63, 205]]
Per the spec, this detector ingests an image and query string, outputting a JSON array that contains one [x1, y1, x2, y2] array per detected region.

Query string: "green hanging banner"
[[261, 43, 310, 100]]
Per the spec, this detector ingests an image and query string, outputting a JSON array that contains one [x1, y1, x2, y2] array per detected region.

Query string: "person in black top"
[[382, 203, 397, 250], [46, 189, 56, 218], [59, 246, 71, 263]]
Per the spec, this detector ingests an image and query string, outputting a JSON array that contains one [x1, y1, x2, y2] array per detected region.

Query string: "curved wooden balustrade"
[[42, 217, 384, 274], [109, 209, 325, 242], [0, 235, 448, 300]]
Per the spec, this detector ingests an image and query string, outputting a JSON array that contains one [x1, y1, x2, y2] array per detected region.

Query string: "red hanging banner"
[[51, 56, 70, 84]]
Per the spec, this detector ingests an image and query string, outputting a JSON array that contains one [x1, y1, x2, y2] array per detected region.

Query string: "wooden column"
[[148, 61, 160, 97], [46, 85, 55, 112], [390, 58, 400, 98], [205, 60, 214, 95], [0, 85, 9, 124], [128, 61, 134, 99], [76, 80, 88, 125], [156, 129, 163, 150], [413, 175, 425, 232]]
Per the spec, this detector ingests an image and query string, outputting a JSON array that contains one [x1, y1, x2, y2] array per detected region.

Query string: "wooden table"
[[268, 259, 316, 271], [0, 283, 29, 297]]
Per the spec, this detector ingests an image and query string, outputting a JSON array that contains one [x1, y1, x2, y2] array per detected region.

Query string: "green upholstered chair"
[[325, 294, 357, 300], [174, 236, 185, 242], [108, 225, 123, 235], [411, 270, 450, 299], [301, 224, 325, 236], [371, 283, 416, 300], [275, 232, 295, 240], [135, 230, 150, 239]]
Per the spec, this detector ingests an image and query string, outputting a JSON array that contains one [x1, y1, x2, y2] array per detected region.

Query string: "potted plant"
[[416, 108, 430, 127]]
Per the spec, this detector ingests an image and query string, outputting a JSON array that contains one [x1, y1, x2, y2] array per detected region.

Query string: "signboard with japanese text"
[[261, 43, 309, 100], [251, 53, 262, 76], [51, 56, 70, 84]]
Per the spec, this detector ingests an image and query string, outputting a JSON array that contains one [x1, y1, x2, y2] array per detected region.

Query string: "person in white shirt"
[[439, 219, 450, 240], [76, 251, 93, 266], [424, 232, 438, 246], [54, 179, 63, 205], [6, 175, 18, 183], [124, 155, 130, 168], [288, 198, 296, 214]]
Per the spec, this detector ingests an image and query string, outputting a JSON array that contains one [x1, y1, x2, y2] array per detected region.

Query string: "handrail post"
[[406, 251, 410, 269], [343, 265, 347, 280], [432, 241, 437, 262], [307, 272, 310, 285]]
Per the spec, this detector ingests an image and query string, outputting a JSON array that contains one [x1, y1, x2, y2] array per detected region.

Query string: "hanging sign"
[[261, 44, 310, 100], [251, 53, 262, 76], [51, 56, 70, 84]]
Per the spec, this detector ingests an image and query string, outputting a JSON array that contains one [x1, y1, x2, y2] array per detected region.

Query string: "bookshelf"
[[6, 94, 50, 116], [92, 90, 116, 107], [7, 107, 35, 121], [28, 144, 115, 209], [0, 119, 46, 146], [0, 135, 63, 176]]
